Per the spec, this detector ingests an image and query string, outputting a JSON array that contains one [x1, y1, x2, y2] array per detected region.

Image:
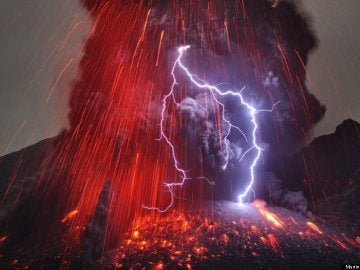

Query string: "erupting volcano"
[[0, 0, 359, 269]]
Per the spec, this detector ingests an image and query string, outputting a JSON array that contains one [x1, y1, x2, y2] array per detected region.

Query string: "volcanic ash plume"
[[28, 0, 326, 250]]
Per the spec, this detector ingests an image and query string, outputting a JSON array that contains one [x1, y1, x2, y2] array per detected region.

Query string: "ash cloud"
[[80, 0, 325, 153], [155, 0, 324, 152], [79, 0, 325, 205], [177, 93, 244, 170]]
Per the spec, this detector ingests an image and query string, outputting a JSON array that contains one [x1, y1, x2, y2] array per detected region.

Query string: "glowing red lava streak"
[[36, 2, 179, 248], [306, 221, 323, 235], [252, 200, 283, 228], [61, 210, 78, 224]]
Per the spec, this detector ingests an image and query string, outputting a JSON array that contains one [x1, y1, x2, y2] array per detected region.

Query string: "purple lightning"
[[143, 45, 279, 212]]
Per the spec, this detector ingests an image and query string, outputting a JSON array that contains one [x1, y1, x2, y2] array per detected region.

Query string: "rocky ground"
[[112, 201, 360, 270], [1, 199, 359, 269]]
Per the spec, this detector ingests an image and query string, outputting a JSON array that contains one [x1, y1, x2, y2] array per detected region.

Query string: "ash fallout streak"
[[144, 45, 280, 212]]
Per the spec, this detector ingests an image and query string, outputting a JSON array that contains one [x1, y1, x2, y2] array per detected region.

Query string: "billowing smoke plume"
[[75, 0, 325, 205]]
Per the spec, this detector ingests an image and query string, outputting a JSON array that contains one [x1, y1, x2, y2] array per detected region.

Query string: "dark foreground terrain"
[[0, 120, 359, 269], [113, 201, 360, 270]]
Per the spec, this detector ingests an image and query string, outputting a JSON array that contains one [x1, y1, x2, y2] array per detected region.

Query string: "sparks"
[[60, 209, 78, 223], [253, 200, 283, 228], [306, 221, 323, 235], [143, 45, 279, 212]]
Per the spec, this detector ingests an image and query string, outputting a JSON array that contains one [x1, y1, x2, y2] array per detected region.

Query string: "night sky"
[[0, 0, 359, 155]]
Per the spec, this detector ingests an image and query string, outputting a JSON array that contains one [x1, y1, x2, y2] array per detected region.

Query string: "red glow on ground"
[[267, 234, 280, 251], [306, 222, 323, 235], [252, 200, 283, 228]]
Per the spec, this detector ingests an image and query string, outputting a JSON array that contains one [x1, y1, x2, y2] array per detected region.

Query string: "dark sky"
[[301, 0, 360, 138], [0, 0, 359, 155]]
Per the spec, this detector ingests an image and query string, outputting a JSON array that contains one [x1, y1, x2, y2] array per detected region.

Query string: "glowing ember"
[[154, 262, 164, 270], [0, 236, 7, 246], [132, 230, 140, 239], [113, 202, 359, 269], [252, 200, 283, 228], [267, 234, 280, 251], [335, 240, 348, 250], [306, 222, 323, 235], [355, 237, 360, 245], [60, 210, 78, 223]]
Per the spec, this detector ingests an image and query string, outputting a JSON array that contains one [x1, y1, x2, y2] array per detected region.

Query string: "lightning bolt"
[[143, 45, 279, 212]]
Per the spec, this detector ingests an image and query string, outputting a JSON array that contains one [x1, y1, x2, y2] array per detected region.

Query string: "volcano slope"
[[0, 136, 359, 269], [113, 200, 360, 270]]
